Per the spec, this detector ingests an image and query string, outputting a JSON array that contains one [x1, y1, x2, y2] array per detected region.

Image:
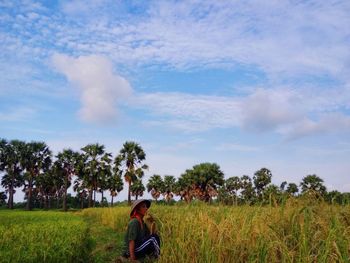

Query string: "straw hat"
[[130, 199, 151, 216]]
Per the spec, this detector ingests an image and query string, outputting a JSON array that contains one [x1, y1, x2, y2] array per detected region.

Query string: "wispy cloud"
[[281, 113, 350, 140], [52, 54, 132, 123], [131, 87, 350, 139], [0, 106, 36, 122], [215, 143, 260, 152], [1, 0, 349, 137], [2, 1, 349, 78], [131, 92, 242, 131]]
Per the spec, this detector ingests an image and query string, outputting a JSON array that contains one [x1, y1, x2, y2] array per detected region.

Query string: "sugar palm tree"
[[55, 149, 80, 211], [147, 174, 164, 202], [73, 180, 88, 209], [80, 143, 107, 207], [130, 179, 145, 200], [253, 168, 272, 202], [22, 141, 52, 210], [115, 141, 148, 205], [0, 140, 26, 209], [300, 174, 326, 196], [286, 183, 299, 196], [240, 175, 255, 204], [36, 166, 58, 209], [98, 153, 113, 207], [174, 176, 191, 202], [162, 175, 176, 203], [225, 176, 241, 205], [109, 164, 123, 206]]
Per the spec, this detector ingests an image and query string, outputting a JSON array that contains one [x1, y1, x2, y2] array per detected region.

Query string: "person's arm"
[[129, 240, 136, 260]]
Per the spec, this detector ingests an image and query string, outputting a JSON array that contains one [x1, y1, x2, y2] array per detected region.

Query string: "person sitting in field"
[[122, 199, 161, 261]]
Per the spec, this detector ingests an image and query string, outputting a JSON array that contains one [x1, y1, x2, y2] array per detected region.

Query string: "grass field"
[[0, 210, 91, 263], [1, 200, 350, 263], [81, 201, 350, 263]]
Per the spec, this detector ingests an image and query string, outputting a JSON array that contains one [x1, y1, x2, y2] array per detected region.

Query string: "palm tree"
[[108, 169, 123, 206], [0, 139, 26, 209], [225, 176, 241, 205], [73, 181, 88, 209], [147, 174, 164, 202], [22, 141, 52, 211], [55, 149, 80, 211], [130, 179, 145, 200], [80, 143, 107, 207], [300, 174, 326, 196], [240, 175, 255, 204], [174, 176, 190, 202], [115, 141, 148, 205], [36, 166, 57, 209], [162, 175, 176, 203], [253, 168, 272, 202], [286, 183, 299, 196], [98, 153, 113, 207]]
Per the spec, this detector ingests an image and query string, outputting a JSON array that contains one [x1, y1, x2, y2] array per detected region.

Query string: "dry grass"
[[80, 200, 350, 263]]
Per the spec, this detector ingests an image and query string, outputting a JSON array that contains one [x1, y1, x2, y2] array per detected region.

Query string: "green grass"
[[0, 210, 92, 263], [1, 202, 350, 263], [82, 212, 125, 263]]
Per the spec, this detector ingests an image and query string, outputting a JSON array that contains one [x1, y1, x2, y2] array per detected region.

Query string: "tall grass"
[[0, 211, 91, 263], [81, 201, 350, 263]]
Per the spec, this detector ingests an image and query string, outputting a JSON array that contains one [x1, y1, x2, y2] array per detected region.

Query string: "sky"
[[1, 0, 350, 202]]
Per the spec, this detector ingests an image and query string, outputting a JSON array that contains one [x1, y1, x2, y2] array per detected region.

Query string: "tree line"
[[1, 138, 349, 210]]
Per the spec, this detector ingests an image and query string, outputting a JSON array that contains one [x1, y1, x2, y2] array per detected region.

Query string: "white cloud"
[[4, 1, 349, 79], [241, 88, 303, 132], [131, 87, 350, 139], [2, 0, 349, 137], [52, 54, 132, 123], [282, 113, 350, 140]]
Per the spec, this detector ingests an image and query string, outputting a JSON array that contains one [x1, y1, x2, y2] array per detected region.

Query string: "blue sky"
[[1, 0, 350, 202]]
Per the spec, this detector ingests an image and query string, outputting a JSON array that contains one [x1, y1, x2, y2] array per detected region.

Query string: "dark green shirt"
[[124, 218, 150, 253]]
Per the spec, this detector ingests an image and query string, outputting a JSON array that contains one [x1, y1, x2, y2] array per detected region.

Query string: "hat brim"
[[130, 199, 151, 216]]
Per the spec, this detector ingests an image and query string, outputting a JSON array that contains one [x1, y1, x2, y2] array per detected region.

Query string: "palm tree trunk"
[[44, 195, 48, 210], [128, 181, 131, 205], [111, 195, 114, 206], [63, 179, 67, 211], [40, 191, 44, 209], [8, 184, 14, 209], [101, 191, 104, 207], [88, 188, 93, 207], [81, 195, 84, 209], [26, 179, 33, 211], [93, 190, 96, 207]]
